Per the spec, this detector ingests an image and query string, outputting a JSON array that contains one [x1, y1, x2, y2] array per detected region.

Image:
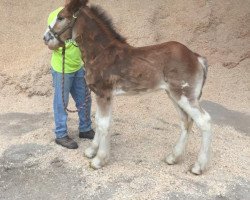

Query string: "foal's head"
[[43, 0, 88, 50]]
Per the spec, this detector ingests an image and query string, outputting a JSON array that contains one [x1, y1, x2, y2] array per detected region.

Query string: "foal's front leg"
[[85, 94, 112, 169]]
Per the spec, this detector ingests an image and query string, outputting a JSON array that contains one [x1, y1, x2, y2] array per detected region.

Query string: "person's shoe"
[[55, 136, 78, 149], [79, 129, 95, 139]]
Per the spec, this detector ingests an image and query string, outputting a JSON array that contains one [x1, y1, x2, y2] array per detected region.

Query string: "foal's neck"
[[75, 10, 117, 65]]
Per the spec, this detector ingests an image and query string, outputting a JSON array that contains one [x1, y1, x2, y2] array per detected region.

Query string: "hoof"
[[165, 154, 178, 165], [190, 163, 203, 175], [85, 147, 97, 159], [90, 157, 103, 169]]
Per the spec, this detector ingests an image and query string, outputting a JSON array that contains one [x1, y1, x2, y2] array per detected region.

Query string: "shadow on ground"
[[0, 112, 53, 136], [201, 101, 250, 135], [0, 143, 115, 200], [0, 144, 86, 199]]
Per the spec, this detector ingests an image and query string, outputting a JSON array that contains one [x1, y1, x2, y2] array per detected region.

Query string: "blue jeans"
[[51, 67, 92, 139]]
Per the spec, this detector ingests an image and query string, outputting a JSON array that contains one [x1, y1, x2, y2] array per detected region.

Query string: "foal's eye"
[[57, 16, 64, 21]]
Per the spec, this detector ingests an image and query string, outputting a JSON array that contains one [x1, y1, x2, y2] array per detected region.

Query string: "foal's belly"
[[112, 88, 153, 96], [112, 80, 168, 96]]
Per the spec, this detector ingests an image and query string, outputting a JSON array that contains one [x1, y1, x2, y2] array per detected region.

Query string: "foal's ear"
[[65, 0, 88, 14]]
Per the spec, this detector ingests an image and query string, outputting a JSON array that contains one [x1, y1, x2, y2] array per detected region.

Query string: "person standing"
[[48, 7, 94, 149]]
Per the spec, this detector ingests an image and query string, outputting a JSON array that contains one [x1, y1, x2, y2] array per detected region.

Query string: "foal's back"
[[115, 41, 204, 98]]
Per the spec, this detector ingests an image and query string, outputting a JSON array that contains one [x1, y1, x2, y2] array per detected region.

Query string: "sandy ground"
[[0, 0, 250, 199]]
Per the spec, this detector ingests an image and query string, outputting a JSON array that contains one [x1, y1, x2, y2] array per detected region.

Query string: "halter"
[[48, 10, 80, 44]]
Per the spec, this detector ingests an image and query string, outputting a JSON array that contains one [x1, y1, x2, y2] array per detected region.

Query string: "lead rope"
[[61, 45, 91, 120]]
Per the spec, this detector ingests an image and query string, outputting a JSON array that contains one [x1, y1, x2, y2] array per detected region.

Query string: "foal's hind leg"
[[85, 94, 112, 169], [166, 98, 193, 165], [178, 95, 212, 175]]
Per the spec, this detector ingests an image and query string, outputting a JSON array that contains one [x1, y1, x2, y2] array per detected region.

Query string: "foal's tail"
[[198, 56, 208, 84], [197, 55, 209, 99]]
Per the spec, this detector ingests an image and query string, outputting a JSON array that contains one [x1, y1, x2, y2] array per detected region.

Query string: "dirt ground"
[[0, 0, 249, 199]]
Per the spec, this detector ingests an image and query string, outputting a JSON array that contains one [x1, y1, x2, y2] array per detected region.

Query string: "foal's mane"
[[89, 5, 126, 43]]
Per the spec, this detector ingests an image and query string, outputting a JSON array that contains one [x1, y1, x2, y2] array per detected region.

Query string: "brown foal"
[[44, 0, 212, 175]]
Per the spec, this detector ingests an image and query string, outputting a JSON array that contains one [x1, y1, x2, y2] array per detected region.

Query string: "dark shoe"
[[55, 136, 78, 149], [79, 129, 95, 139]]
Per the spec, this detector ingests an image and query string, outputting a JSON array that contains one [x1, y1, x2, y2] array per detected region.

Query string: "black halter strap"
[[49, 10, 80, 43]]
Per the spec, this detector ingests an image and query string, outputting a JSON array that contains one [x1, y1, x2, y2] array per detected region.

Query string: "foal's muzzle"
[[43, 32, 54, 44]]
